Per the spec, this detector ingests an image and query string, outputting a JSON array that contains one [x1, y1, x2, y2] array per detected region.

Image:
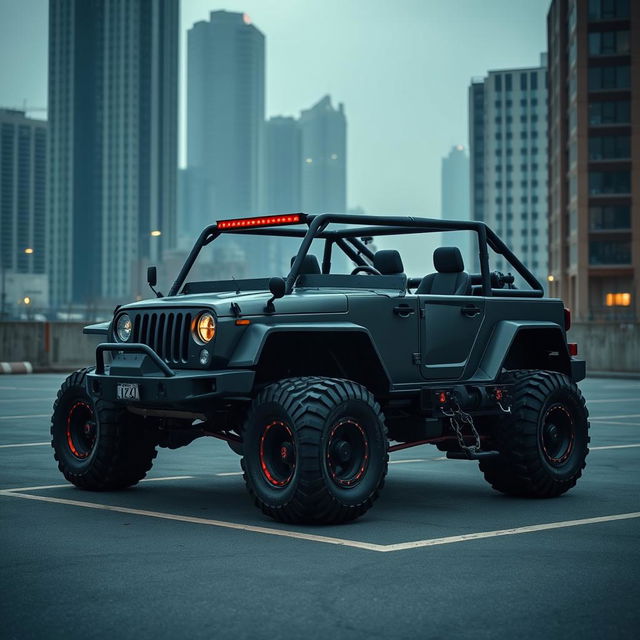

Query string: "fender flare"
[[475, 320, 569, 380], [227, 322, 392, 386]]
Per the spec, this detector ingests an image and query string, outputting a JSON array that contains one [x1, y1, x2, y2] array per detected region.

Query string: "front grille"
[[132, 311, 192, 365]]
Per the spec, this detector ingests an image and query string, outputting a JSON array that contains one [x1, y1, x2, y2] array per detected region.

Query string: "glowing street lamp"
[[23, 296, 31, 305], [150, 230, 162, 237], [24, 248, 34, 254]]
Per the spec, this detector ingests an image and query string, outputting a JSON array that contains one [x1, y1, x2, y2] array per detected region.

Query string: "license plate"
[[116, 383, 140, 401]]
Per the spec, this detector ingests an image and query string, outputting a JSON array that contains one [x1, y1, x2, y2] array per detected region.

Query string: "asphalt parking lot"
[[0, 374, 639, 639]]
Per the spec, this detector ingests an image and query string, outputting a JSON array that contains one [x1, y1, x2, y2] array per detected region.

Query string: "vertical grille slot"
[[173, 314, 183, 363], [181, 313, 191, 363], [164, 313, 174, 362], [156, 313, 166, 360]]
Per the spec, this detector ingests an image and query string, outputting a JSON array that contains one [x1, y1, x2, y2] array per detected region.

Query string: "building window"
[[588, 0, 630, 21], [605, 292, 631, 307], [520, 73, 527, 90], [589, 135, 630, 160], [495, 75, 502, 91], [588, 65, 630, 90], [589, 170, 631, 194], [589, 240, 631, 265], [588, 100, 630, 124], [589, 205, 631, 229], [588, 30, 630, 56], [505, 74, 512, 91]]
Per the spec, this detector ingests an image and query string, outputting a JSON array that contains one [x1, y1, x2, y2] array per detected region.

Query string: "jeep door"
[[418, 295, 486, 380]]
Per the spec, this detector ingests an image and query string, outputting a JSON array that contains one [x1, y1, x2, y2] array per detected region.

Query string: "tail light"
[[564, 307, 571, 331], [568, 343, 578, 356]]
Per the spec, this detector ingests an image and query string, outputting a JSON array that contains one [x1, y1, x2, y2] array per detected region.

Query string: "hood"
[[120, 289, 348, 317]]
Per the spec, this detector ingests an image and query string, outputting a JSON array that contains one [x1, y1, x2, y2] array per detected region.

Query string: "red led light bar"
[[217, 214, 305, 230]]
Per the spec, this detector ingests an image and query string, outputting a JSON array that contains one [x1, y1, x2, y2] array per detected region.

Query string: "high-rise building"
[[0, 109, 48, 316], [300, 96, 347, 214], [47, 0, 178, 306], [264, 116, 302, 274], [187, 10, 265, 226], [441, 145, 472, 268], [547, 0, 638, 321], [469, 58, 548, 285]]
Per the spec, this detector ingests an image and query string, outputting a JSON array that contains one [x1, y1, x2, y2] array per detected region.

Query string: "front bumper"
[[86, 342, 255, 408]]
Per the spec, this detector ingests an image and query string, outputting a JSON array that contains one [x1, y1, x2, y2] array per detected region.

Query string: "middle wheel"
[[241, 377, 388, 524]]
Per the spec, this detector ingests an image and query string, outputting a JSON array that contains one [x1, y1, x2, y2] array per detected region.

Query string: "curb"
[[0, 362, 34, 374]]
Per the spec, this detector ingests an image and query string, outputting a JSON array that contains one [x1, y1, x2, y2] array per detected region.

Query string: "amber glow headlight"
[[115, 313, 132, 342], [195, 312, 216, 343]]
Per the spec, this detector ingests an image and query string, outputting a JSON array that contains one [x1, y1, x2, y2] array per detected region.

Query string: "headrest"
[[291, 254, 321, 274], [373, 250, 404, 275], [434, 247, 464, 273]]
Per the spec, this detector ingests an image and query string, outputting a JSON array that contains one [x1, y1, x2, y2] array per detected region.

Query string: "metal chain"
[[444, 404, 481, 454]]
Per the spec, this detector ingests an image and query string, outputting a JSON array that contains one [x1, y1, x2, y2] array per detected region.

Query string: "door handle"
[[461, 304, 481, 317], [393, 305, 415, 318]]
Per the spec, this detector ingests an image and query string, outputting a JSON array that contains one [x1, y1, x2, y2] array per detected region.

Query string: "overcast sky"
[[0, 0, 548, 222]]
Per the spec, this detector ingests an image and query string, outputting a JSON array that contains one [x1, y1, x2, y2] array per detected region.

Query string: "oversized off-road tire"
[[51, 368, 158, 490], [479, 370, 589, 498], [241, 377, 388, 524]]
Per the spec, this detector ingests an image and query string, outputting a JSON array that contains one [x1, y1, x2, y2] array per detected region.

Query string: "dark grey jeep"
[[51, 213, 589, 524]]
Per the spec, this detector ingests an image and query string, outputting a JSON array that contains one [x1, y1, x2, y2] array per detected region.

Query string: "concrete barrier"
[[0, 322, 101, 372], [0, 321, 638, 374]]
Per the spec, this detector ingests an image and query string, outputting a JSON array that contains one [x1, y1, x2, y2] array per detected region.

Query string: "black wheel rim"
[[66, 400, 96, 460], [327, 418, 369, 488], [259, 421, 296, 487], [541, 404, 574, 465]]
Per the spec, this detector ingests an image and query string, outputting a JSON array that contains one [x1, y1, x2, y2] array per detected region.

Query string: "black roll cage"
[[168, 213, 544, 298]]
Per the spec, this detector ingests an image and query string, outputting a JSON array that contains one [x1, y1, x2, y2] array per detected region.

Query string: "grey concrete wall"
[[568, 323, 640, 374], [0, 323, 101, 371], [0, 321, 638, 374]]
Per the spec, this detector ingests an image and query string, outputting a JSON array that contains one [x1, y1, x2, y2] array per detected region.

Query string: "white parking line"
[[590, 420, 640, 427], [0, 398, 52, 403], [0, 414, 49, 420], [0, 441, 49, 448], [590, 443, 640, 450], [0, 488, 637, 553], [591, 414, 640, 420], [587, 398, 640, 404], [215, 471, 243, 477], [1, 476, 195, 493]]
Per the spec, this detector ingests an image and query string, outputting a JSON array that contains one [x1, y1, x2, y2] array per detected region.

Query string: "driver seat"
[[373, 250, 404, 276], [416, 247, 471, 295]]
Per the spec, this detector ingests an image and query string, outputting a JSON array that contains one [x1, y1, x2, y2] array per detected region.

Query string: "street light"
[[547, 275, 555, 282], [150, 230, 162, 237], [24, 248, 34, 254], [23, 296, 31, 305]]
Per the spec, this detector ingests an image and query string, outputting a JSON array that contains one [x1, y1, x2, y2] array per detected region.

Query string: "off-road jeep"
[[51, 213, 589, 524]]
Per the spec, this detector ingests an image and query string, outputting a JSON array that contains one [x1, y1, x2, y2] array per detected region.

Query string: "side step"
[[446, 450, 500, 460]]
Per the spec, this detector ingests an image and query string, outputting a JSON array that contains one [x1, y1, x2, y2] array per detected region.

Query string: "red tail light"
[[564, 307, 571, 331], [568, 343, 578, 356]]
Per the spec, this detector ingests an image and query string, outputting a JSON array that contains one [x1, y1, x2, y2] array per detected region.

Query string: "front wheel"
[[51, 368, 158, 490], [241, 377, 388, 524], [480, 370, 589, 498]]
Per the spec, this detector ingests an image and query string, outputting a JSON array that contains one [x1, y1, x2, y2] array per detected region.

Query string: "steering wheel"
[[351, 265, 382, 276]]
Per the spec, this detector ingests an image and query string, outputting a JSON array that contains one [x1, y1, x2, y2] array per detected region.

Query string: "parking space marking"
[[215, 471, 243, 477], [587, 398, 640, 404], [1, 476, 195, 493], [379, 512, 640, 552], [0, 414, 49, 420], [591, 413, 640, 420], [1, 487, 638, 553], [590, 443, 640, 450], [0, 441, 49, 448], [590, 420, 640, 427]]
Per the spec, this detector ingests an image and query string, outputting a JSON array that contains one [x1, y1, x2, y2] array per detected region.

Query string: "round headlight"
[[196, 312, 216, 343], [115, 314, 132, 342]]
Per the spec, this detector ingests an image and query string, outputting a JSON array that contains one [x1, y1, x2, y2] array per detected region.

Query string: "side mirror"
[[146, 266, 163, 298], [147, 266, 157, 287], [269, 277, 286, 299], [264, 277, 286, 313]]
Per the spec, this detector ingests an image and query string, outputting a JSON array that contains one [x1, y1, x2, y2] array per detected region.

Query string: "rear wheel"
[[241, 377, 388, 524], [51, 368, 158, 490], [480, 370, 589, 498]]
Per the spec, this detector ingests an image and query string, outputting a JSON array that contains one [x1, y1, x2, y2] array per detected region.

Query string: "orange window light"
[[605, 292, 631, 307]]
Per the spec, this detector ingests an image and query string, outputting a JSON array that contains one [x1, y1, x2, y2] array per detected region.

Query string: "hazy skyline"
[[0, 0, 548, 222]]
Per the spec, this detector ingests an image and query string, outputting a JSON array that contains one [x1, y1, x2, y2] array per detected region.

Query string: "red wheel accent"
[[259, 421, 295, 487], [66, 401, 96, 460], [326, 418, 369, 488]]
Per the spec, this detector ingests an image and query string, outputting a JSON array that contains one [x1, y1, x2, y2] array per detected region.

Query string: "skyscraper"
[[469, 58, 548, 285], [265, 116, 301, 214], [547, 0, 637, 321], [300, 96, 347, 214], [0, 109, 47, 316], [47, 0, 178, 306], [186, 10, 265, 227], [441, 145, 472, 268]]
